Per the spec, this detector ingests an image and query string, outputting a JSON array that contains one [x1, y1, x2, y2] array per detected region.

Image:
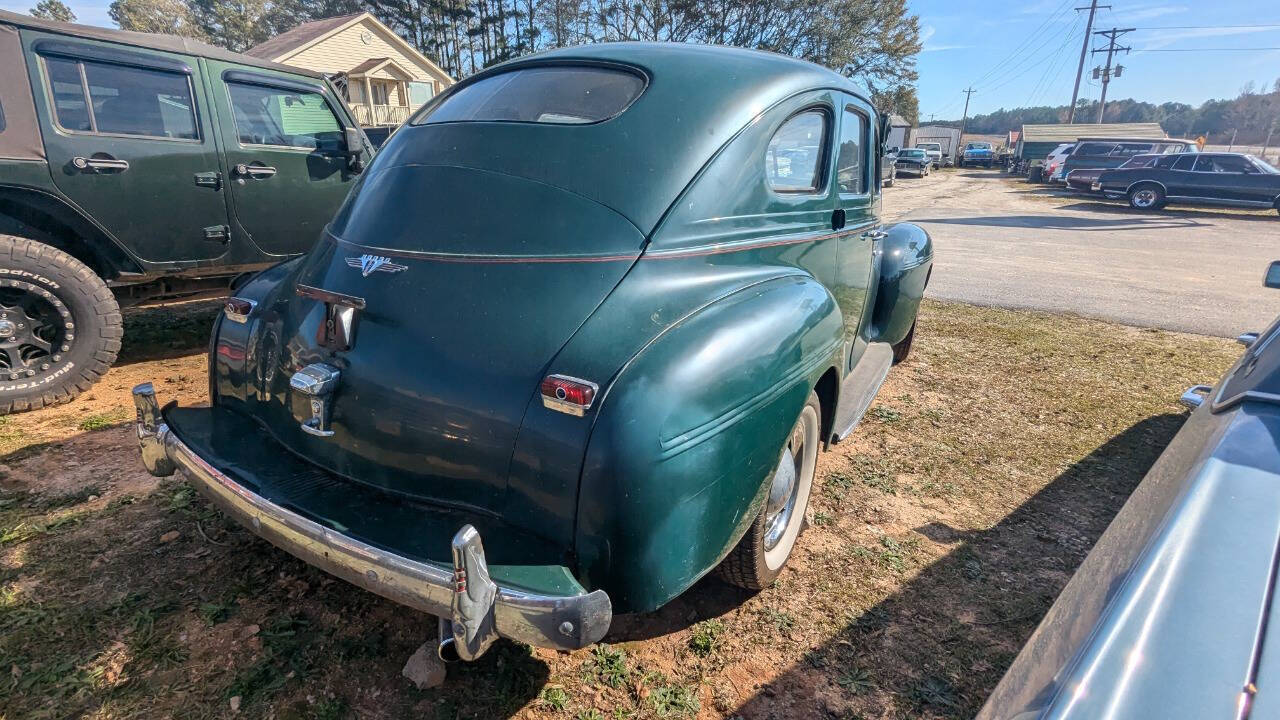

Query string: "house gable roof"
[[244, 13, 359, 60], [246, 12, 453, 84]]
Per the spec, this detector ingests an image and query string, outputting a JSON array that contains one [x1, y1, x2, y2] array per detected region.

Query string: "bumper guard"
[[132, 383, 611, 660]]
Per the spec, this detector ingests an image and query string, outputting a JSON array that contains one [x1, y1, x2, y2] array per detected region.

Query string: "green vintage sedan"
[[134, 43, 933, 661]]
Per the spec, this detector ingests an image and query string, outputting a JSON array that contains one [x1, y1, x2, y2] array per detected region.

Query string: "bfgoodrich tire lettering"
[[0, 236, 121, 414]]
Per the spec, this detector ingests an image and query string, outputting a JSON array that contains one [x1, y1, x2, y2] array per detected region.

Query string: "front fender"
[[575, 275, 842, 613], [871, 222, 933, 346]]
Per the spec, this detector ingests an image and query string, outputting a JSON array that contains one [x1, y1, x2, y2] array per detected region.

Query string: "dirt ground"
[[0, 295, 1240, 719]]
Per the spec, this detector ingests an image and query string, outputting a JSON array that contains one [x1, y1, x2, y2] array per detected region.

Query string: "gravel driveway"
[[884, 169, 1280, 338]]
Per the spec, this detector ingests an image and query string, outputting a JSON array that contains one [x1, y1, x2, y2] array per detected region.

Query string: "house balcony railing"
[[349, 103, 411, 127]]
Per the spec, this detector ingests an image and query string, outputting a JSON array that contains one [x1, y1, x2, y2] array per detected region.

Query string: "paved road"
[[883, 170, 1280, 338]]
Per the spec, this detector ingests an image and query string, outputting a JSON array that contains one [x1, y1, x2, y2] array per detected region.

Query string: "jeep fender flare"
[[0, 184, 142, 278]]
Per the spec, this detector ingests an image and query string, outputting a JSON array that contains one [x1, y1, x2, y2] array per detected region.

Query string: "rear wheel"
[[717, 392, 820, 590], [0, 236, 121, 414], [1128, 184, 1165, 210], [892, 320, 917, 364]]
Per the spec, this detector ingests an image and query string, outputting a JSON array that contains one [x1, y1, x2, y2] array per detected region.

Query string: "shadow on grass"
[[730, 412, 1187, 718], [0, 470, 549, 718], [116, 299, 223, 366]]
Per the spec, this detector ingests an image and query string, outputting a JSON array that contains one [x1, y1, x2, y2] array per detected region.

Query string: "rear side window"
[[767, 110, 827, 193], [1173, 155, 1197, 171], [1154, 155, 1180, 169], [1074, 142, 1116, 156], [43, 56, 197, 139], [227, 82, 341, 150], [1113, 143, 1154, 157], [835, 108, 866, 195], [420, 66, 644, 125]]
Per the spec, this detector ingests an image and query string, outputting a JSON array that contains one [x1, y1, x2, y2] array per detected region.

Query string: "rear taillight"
[[224, 297, 256, 324], [540, 375, 598, 416]]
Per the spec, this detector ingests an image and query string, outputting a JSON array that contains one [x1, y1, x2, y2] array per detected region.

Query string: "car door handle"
[[860, 229, 888, 241], [233, 163, 277, 179], [71, 155, 129, 173]]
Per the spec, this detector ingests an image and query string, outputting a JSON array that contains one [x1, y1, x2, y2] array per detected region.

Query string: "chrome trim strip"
[[132, 386, 611, 657]]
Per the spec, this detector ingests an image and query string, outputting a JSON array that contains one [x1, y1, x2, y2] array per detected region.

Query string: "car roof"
[[392, 43, 874, 232], [0, 9, 323, 79]]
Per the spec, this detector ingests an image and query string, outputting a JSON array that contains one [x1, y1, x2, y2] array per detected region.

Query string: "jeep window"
[[44, 57, 197, 139], [767, 110, 827, 193], [45, 57, 90, 132], [418, 66, 644, 125], [227, 82, 342, 151], [836, 108, 867, 195]]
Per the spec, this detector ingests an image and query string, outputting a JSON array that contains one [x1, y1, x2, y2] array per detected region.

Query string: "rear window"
[[418, 66, 644, 125]]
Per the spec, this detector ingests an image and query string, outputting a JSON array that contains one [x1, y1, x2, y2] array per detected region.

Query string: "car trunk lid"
[[254, 163, 645, 545]]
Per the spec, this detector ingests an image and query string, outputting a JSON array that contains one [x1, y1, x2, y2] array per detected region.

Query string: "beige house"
[[246, 13, 454, 128]]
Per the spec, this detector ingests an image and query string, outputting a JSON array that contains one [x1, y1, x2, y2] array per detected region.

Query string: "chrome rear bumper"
[[132, 383, 611, 660]]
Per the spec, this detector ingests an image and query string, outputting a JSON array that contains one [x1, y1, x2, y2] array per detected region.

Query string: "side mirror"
[[1265, 261, 1280, 289], [343, 127, 367, 173]]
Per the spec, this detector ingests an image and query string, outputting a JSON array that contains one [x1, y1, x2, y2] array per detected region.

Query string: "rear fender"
[[574, 274, 843, 613], [0, 184, 142, 278], [870, 222, 933, 346]]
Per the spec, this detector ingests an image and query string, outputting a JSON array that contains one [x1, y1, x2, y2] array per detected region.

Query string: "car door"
[[1188, 155, 1248, 202], [25, 33, 230, 263], [1202, 154, 1268, 203], [206, 62, 358, 257], [1165, 154, 1199, 196], [833, 98, 877, 371]]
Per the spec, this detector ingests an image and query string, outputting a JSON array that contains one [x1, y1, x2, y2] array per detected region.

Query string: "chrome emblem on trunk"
[[346, 254, 407, 277]]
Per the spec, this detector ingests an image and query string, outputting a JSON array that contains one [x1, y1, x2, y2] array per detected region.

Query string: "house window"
[[408, 81, 433, 105], [371, 82, 390, 106]]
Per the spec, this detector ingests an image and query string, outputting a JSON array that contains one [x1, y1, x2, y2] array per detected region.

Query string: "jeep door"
[[832, 96, 877, 371], [206, 62, 358, 257], [25, 33, 230, 263]]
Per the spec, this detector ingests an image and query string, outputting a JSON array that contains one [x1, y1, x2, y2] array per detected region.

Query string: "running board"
[[831, 342, 894, 443]]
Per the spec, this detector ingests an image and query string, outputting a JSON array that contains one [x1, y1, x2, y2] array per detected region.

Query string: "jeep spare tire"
[[0, 236, 121, 414]]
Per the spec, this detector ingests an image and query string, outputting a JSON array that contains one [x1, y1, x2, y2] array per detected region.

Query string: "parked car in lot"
[[1054, 137, 1196, 183], [895, 147, 932, 177], [1065, 153, 1161, 192], [133, 44, 934, 662], [1095, 152, 1280, 213], [980, 263, 1280, 719], [915, 141, 943, 168], [959, 141, 995, 168], [0, 11, 372, 413], [1042, 143, 1074, 183], [881, 152, 897, 187]]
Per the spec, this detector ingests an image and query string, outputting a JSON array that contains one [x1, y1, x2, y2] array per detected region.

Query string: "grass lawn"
[[0, 300, 1240, 719]]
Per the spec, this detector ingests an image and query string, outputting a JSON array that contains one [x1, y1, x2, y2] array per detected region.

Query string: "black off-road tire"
[[717, 392, 821, 591], [892, 319, 917, 364], [0, 236, 121, 414]]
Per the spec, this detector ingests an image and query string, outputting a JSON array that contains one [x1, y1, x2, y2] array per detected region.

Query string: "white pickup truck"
[[915, 142, 944, 169]]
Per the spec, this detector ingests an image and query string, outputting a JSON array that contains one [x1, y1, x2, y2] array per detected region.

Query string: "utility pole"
[[959, 87, 976, 150], [1068, 0, 1109, 124], [1091, 28, 1133, 123]]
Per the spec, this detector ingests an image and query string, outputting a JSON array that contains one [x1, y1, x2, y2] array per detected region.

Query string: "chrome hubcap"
[[764, 420, 806, 551], [1134, 189, 1157, 207]]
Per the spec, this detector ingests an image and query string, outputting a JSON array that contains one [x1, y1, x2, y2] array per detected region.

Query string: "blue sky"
[[6, 0, 1278, 120], [911, 0, 1280, 119]]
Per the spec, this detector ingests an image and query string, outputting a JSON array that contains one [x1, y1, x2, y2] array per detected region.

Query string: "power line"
[[1130, 23, 1280, 29], [1137, 46, 1280, 51]]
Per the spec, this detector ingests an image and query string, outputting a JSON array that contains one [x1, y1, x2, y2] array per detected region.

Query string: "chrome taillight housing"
[[223, 297, 256, 324], [540, 375, 598, 417]]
